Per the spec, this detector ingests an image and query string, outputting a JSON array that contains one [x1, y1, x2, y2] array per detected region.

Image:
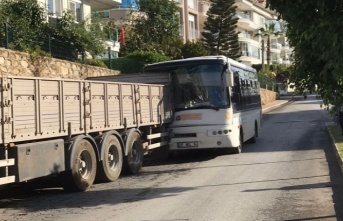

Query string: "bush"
[[85, 59, 107, 68], [103, 58, 145, 74], [104, 51, 170, 74], [125, 51, 170, 64]]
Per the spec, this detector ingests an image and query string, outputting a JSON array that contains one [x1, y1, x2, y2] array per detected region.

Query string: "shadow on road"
[[0, 184, 196, 211], [143, 146, 220, 167]]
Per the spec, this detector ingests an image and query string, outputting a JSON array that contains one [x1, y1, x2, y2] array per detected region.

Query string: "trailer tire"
[[63, 139, 97, 192], [122, 132, 143, 174], [97, 135, 123, 182]]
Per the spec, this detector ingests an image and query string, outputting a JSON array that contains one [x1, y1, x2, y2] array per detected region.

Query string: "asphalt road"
[[1, 97, 343, 221]]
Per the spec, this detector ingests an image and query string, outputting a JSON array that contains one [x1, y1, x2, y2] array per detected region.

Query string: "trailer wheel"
[[97, 135, 123, 182], [122, 132, 143, 174], [63, 139, 97, 192]]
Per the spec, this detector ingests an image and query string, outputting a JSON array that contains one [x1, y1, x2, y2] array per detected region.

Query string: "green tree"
[[267, 0, 343, 106], [254, 23, 281, 70], [0, 0, 106, 61], [48, 12, 106, 59], [0, 0, 47, 50], [201, 0, 240, 59], [120, 0, 181, 59], [180, 41, 209, 58]]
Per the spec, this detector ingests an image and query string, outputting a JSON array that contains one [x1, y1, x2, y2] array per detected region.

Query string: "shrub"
[[85, 59, 107, 68], [125, 51, 170, 64], [103, 58, 145, 74]]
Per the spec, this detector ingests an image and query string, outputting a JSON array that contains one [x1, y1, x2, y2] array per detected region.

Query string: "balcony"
[[237, 15, 259, 31], [270, 43, 281, 54], [238, 33, 259, 45], [281, 43, 292, 52], [281, 56, 292, 65], [236, 0, 252, 11], [239, 52, 261, 65], [100, 8, 143, 26], [89, 0, 121, 11]]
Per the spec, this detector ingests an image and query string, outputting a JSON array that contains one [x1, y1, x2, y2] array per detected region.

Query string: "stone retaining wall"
[[0, 48, 120, 79], [260, 88, 279, 105]]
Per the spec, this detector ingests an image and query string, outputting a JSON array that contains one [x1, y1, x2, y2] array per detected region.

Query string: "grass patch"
[[328, 124, 343, 158]]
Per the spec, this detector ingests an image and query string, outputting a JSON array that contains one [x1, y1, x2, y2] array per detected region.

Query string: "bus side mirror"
[[226, 70, 234, 87]]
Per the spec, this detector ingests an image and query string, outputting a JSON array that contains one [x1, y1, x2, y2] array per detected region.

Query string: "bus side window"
[[232, 75, 243, 109]]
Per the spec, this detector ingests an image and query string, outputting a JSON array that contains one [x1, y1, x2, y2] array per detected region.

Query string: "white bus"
[[145, 56, 262, 154]]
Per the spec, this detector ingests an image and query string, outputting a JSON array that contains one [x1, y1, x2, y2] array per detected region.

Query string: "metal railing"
[[258, 73, 278, 92], [0, 23, 84, 63]]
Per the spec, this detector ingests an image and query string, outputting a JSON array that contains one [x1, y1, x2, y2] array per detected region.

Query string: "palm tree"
[[254, 22, 282, 70]]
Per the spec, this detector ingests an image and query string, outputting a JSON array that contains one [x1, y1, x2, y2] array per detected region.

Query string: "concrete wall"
[[260, 88, 279, 105], [0, 48, 119, 79]]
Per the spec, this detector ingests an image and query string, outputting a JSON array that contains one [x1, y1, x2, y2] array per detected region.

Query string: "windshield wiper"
[[176, 104, 222, 111]]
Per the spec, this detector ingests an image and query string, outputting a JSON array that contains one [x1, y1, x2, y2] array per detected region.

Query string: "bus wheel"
[[233, 132, 243, 154], [97, 135, 123, 182], [123, 132, 143, 174], [249, 123, 258, 143], [63, 139, 97, 192]]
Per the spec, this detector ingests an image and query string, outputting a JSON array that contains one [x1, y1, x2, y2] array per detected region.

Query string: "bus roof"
[[144, 56, 256, 73]]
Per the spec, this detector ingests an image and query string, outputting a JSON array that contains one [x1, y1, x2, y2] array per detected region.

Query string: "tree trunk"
[[261, 39, 265, 71], [267, 36, 271, 68]]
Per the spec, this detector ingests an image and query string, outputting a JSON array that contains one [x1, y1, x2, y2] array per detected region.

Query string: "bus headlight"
[[208, 130, 231, 136]]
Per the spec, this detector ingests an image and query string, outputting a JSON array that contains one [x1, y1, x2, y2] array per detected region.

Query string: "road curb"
[[326, 126, 343, 175], [262, 100, 291, 114]]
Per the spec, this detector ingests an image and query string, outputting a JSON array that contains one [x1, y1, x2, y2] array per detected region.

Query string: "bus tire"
[[122, 132, 144, 174], [233, 131, 243, 154], [249, 123, 258, 143], [97, 135, 123, 182], [63, 139, 97, 192]]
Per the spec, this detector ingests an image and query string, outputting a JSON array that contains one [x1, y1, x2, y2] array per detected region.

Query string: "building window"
[[188, 0, 197, 10], [242, 30, 251, 39], [240, 42, 260, 59], [259, 16, 265, 28], [251, 45, 260, 59], [103, 11, 110, 19], [70, 0, 82, 22], [48, 0, 62, 16], [95, 11, 110, 19], [241, 11, 250, 20], [240, 42, 249, 56], [271, 52, 280, 63], [188, 14, 198, 40]]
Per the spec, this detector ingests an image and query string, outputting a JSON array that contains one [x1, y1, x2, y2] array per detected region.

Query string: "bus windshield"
[[170, 64, 229, 111]]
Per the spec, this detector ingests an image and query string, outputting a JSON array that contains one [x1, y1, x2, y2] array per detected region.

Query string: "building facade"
[[234, 0, 292, 65], [40, 0, 291, 66], [40, 0, 121, 22], [173, 0, 292, 66], [39, 0, 122, 58]]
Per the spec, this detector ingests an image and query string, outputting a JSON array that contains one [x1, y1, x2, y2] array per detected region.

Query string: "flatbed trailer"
[[0, 75, 172, 191]]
